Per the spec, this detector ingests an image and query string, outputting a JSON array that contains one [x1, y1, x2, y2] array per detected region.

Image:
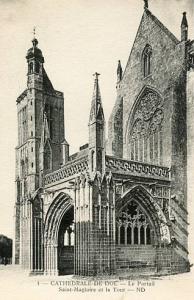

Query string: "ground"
[[0, 265, 194, 300]]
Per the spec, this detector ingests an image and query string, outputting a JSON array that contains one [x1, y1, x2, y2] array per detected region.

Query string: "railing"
[[44, 154, 170, 186], [105, 155, 170, 180], [44, 156, 88, 186]]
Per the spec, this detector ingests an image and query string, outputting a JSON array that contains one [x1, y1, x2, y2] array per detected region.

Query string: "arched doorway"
[[58, 206, 74, 275], [44, 192, 74, 276]]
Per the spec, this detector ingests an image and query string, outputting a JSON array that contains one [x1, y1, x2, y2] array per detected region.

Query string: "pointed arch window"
[[128, 89, 163, 164], [116, 200, 154, 246], [142, 45, 152, 77]]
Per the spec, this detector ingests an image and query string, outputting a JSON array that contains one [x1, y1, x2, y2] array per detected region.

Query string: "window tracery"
[[116, 200, 153, 245], [128, 89, 163, 165]]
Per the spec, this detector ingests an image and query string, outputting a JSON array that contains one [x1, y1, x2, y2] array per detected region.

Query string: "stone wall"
[[156, 246, 189, 275], [43, 92, 64, 171], [116, 245, 156, 275], [116, 245, 189, 276], [108, 9, 189, 266]]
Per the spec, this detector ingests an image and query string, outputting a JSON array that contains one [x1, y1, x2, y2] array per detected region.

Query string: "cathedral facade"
[[14, 3, 194, 276]]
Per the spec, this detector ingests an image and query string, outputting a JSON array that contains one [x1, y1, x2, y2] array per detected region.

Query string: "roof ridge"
[[121, 9, 180, 80]]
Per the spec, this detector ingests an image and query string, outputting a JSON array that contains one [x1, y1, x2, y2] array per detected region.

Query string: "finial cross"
[[93, 72, 100, 80], [32, 26, 36, 39]]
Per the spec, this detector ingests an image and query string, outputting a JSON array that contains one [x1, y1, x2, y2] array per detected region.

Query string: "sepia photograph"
[[0, 0, 194, 299]]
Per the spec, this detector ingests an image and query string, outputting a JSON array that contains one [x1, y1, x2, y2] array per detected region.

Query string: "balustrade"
[[106, 155, 170, 179], [44, 156, 88, 186]]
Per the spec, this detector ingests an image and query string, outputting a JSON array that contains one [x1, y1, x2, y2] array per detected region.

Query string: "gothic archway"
[[44, 192, 74, 275], [116, 185, 171, 245], [115, 185, 171, 274], [58, 206, 74, 275]]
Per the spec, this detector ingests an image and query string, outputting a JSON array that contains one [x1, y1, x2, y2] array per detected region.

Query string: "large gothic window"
[[128, 88, 164, 165], [143, 45, 152, 77], [116, 201, 153, 246]]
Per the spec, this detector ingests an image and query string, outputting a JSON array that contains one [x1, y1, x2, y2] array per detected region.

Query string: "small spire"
[[181, 12, 188, 41], [117, 60, 122, 83], [92, 72, 101, 106], [89, 72, 104, 123], [181, 12, 188, 27], [93, 72, 101, 104], [144, 0, 148, 9], [26, 26, 44, 63]]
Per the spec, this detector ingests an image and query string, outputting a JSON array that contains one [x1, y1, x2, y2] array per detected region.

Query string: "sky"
[[0, 0, 193, 259]]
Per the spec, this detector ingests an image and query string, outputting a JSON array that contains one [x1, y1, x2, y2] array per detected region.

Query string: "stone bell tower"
[[14, 36, 67, 270], [14, 37, 45, 265]]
